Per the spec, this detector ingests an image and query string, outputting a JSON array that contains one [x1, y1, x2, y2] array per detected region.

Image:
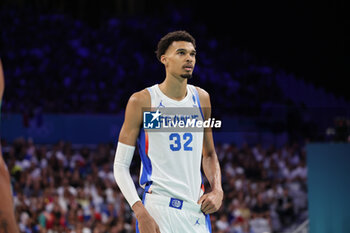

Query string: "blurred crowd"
[[2, 6, 349, 141], [1, 6, 285, 116], [2, 138, 307, 233]]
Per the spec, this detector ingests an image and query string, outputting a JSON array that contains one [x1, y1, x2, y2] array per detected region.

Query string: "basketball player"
[[113, 31, 223, 233], [0, 59, 19, 232]]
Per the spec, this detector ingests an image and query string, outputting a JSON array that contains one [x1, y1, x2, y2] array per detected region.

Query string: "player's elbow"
[[113, 162, 128, 183], [203, 151, 218, 159], [113, 142, 135, 183]]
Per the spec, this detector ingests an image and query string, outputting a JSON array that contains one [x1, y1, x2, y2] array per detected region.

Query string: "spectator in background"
[[216, 214, 229, 232], [249, 193, 271, 233], [277, 188, 295, 227]]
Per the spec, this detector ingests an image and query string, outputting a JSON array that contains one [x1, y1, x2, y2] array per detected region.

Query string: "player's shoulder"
[[193, 86, 209, 97], [128, 88, 151, 108], [193, 86, 210, 105], [192, 85, 211, 107]]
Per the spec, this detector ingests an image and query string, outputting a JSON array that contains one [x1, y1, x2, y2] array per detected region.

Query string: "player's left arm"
[[196, 87, 223, 214]]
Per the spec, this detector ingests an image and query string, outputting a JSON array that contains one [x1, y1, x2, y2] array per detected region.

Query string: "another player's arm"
[[0, 59, 19, 233], [113, 90, 160, 233], [196, 87, 223, 214], [0, 59, 4, 98], [0, 156, 19, 233]]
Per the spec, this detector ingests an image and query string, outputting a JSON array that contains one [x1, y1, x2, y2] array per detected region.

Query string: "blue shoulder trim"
[[191, 86, 204, 120]]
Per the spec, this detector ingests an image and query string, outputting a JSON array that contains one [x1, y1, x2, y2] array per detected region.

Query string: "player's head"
[[156, 31, 196, 79]]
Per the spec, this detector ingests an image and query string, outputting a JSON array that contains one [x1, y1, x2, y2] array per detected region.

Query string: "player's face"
[[162, 41, 196, 79]]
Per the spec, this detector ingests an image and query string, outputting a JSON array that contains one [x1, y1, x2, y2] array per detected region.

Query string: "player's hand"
[[198, 189, 223, 214], [137, 214, 161, 233], [133, 201, 161, 233]]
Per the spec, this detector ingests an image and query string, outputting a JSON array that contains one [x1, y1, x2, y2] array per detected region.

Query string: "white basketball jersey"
[[137, 84, 205, 204]]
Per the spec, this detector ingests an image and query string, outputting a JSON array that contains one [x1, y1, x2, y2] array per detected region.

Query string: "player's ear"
[[160, 55, 167, 65]]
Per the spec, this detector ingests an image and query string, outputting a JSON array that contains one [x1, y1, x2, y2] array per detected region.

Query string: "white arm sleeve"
[[113, 142, 141, 208]]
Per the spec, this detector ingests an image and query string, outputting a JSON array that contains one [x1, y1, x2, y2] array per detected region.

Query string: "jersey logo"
[[158, 100, 165, 108], [143, 110, 161, 129], [195, 218, 200, 225], [169, 198, 183, 210]]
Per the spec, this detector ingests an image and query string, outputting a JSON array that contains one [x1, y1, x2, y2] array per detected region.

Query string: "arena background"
[[0, 0, 348, 233]]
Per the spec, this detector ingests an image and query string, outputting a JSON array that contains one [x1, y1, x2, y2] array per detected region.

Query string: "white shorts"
[[136, 193, 212, 233]]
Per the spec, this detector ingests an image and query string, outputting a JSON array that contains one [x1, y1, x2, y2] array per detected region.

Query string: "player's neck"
[[159, 75, 188, 101]]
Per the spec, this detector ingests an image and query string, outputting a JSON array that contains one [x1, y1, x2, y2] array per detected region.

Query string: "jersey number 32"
[[169, 133, 193, 151]]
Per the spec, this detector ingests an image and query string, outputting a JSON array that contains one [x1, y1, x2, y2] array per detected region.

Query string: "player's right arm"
[[114, 90, 160, 233], [0, 155, 19, 233], [0, 59, 19, 233]]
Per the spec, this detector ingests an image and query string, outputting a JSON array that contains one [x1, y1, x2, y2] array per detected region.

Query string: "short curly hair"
[[155, 30, 196, 61]]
